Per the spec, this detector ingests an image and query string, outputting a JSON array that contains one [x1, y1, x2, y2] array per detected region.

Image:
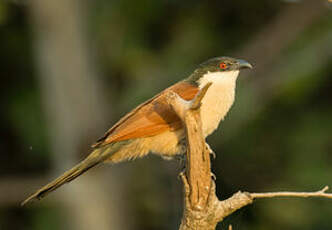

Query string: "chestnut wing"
[[92, 81, 198, 147]]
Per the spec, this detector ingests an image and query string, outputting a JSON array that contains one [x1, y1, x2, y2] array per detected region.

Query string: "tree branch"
[[165, 85, 332, 230], [167, 83, 212, 211], [250, 186, 332, 199]]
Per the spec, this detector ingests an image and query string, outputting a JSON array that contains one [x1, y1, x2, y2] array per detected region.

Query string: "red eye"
[[219, 62, 227, 69]]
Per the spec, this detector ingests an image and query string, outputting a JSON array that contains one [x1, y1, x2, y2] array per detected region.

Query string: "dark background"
[[1, 0, 332, 229]]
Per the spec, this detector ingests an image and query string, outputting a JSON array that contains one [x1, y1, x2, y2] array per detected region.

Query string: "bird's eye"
[[219, 62, 227, 70]]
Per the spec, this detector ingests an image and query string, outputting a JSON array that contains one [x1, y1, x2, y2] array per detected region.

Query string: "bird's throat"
[[198, 70, 239, 137]]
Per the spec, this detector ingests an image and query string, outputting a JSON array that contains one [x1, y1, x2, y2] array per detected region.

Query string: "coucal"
[[22, 56, 252, 205]]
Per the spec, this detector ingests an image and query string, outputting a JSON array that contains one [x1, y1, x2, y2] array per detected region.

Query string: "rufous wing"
[[92, 81, 199, 148]]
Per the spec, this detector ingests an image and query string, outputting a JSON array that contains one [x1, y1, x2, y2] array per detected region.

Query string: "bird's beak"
[[238, 59, 253, 70]]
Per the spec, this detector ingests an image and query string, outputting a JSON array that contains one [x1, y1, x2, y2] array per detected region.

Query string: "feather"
[[92, 81, 199, 147]]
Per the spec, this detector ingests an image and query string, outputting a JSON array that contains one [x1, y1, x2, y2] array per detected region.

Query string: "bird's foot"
[[211, 172, 217, 181], [178, 169, 186, 180], [175, 154, 186, 171], [178, 171, 190, 197], [205, 143, 216, 159], [210, 150, 216, 159]]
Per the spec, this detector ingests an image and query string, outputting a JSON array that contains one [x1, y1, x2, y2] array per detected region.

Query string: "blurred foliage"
[[0, 0, 331, 230]]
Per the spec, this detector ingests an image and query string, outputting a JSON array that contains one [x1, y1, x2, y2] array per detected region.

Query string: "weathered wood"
[[167, 83, 212, 210], [184, 106, 211, 210]]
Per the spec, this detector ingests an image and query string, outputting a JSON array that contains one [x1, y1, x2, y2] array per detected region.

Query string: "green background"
[[1, 0, 331, 229]]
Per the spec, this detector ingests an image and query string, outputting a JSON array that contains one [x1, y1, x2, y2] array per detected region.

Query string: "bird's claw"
[[176, 154, 186, 172], [211, 172, 217, 181], [178, 170, 186, 180], [210, 150, 216, 159], [205, 143, 216, 159]]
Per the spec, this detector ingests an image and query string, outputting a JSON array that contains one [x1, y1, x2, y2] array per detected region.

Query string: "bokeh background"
[[1, 0, 332, 229]]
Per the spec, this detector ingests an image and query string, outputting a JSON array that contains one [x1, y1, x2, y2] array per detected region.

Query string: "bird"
[[22, 56, 252, 205]]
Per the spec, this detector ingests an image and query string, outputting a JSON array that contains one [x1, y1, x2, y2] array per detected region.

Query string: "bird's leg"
[[204, 142, 217, 179], [176, 154, 187, 180], [205, 142, 216, 159], [178, 171, 190, 199], [175, 139, 188, 176], [176, 154, 186, 169]]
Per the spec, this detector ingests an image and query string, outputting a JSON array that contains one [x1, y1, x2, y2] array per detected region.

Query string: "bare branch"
[[215, 191, 253, 222], [213, 186, 332, 224], [191, 82, 212, 110], [167, 83, 213, 211], [166, 83, 212, 119], [251, 186, 332, 199]]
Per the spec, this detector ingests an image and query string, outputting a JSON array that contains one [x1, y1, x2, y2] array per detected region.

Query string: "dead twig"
[[250, 186, 332, 199]]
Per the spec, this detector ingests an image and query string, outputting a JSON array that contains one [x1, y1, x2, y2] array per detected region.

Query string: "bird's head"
[[187, 57, 252, 86]]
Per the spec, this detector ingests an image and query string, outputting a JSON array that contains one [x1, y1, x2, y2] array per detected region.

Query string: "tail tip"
[[21, 194, 40, 206], [21, 199, 29, 206]]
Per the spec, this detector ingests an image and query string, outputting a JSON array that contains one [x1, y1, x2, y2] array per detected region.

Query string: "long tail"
[[21, 143, 124, 206]]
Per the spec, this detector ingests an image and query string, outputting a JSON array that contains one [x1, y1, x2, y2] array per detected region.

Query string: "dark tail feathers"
[[21, 147, 113, 206]]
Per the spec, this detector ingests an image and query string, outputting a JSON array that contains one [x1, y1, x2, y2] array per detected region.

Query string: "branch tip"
[[321, 186, 329, 193], [191, 82, 212, 110]]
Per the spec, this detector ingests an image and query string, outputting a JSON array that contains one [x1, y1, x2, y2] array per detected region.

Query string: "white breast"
[[198, 70, 239, 137]]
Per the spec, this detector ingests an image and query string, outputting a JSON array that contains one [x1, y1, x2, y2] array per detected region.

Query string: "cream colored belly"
[[200, 82, 236, 137], [107, 129, 185, 163]]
